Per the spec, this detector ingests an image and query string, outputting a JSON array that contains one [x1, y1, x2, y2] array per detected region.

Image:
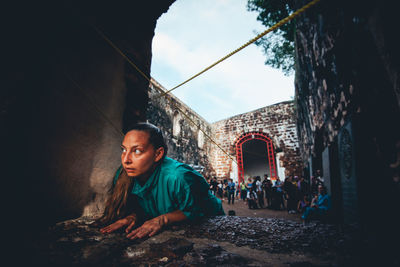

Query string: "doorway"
[[236, 132, 277, 184]]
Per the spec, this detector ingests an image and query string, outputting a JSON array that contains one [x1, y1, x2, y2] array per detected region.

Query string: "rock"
[[30, 216, 362, 266]]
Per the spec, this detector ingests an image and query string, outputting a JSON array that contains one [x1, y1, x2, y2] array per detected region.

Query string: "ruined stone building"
[[148, 79, 302, 184], [211, 102, 302, 182], [2, 0, 399, 265]]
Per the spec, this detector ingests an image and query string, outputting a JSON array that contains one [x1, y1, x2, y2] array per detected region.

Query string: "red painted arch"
[[235, 132, 277, 184]]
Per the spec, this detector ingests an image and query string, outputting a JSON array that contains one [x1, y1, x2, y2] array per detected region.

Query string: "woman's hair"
[[125, 122, 168, 158], [97, 122, 167, 225]]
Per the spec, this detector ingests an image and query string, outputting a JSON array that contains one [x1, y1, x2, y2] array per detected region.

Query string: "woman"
[[217, 181, 224, 199], [301, 185, 331, 222], [246, 186, 258, 209], [284, 176, 297, 214], [246, 178, 253, 190], [98, 122, 224, 239], [240, 181, 247, 201]]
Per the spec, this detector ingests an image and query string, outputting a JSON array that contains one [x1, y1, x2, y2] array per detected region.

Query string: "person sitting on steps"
[[301, 185, 331, 223]]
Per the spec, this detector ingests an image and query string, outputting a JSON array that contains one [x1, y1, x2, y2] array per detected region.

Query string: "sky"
[[150, 0, 295, 123]]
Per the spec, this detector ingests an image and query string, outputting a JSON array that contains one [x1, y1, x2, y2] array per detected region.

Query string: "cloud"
[[152, 33, 218, 78]]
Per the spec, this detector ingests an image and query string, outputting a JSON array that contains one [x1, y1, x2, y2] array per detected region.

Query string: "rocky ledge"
[[29, 216, 361, 266]]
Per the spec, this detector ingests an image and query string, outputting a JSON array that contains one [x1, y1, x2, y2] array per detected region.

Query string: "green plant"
[[247, 0, 295, 75]]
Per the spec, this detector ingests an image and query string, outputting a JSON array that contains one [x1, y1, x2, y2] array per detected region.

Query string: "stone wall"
[[147, 79, 216, 179], [147, 80, 301, 182], [294, 0, 399, 257], [295, 0, 399, 164], [211, 101, 302, 180], [2, 0, 175, 239]]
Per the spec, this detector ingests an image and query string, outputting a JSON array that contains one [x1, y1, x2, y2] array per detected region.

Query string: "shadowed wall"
[[2, 2, 175, 255]]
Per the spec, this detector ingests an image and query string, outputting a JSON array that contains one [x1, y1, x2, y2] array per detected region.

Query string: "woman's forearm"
[[160, 210, 187, 226]]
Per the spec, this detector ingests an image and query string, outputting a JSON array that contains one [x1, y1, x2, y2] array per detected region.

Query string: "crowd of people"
[[207, 170, 331, 223]]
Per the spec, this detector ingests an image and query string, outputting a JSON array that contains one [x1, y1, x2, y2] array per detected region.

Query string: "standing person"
[[246, 177, 253, 190], [223, 180, 229, 200], [274, 177, 285, 210], [247, 187, 258, 209], [98, 122, 224, 239], [227, 178, 236, 204], [207, 178, 212, 194], [246, 178, 253, 205], [298, 176, 309, 200], [255, 176, 264, 208], [315, 169, 324, 185], [212, 178, 218, 196], [217, 181, 224, 201], [210, 178, 217, 196], [291, 176, 297, 188], [235, 182, 240, 200], [284, 176, 297, 214], [263, 174, 273, 208], [240, 180, 247, 201]]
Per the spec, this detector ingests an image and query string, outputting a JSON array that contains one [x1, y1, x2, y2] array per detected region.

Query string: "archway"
[[236, 132, 277, 184]]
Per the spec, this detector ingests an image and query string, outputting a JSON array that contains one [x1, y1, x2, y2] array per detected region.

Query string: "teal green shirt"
[[114, 157, 224, 220]]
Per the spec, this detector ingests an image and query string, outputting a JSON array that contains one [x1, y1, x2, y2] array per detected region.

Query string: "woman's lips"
[[126, 168, 136, 172]]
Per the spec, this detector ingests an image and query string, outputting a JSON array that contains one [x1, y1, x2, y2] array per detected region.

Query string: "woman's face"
[[121, 130, 164, 179]]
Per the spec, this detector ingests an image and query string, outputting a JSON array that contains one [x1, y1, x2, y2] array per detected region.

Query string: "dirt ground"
[[220, 196, 303, 222]]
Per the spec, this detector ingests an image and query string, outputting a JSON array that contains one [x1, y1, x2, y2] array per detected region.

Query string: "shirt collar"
[[131, 161, 162, 197]]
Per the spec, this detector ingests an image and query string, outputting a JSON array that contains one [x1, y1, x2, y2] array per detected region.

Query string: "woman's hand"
[[126, 210, 187, 240], [100, 214, 137, 234], [126, 215, 166, 239]]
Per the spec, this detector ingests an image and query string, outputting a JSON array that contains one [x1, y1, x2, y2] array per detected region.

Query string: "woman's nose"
[[122, 152, 132, 164]]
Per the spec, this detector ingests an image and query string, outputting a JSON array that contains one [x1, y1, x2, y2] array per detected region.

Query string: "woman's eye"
[[134, 149, 141, 154], [121, 147, 127, 153]]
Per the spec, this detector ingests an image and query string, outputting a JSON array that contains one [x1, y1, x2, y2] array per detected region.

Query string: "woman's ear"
[[154, 147, 165, 162]]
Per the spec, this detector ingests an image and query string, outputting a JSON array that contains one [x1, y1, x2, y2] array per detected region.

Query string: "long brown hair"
[[97, 122, 167, 225]]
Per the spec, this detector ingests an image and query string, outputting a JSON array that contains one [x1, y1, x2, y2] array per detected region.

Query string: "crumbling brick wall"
[[148, 81, 301, 181], [211, 101, 302, 179], [147, 79, 216, 179]]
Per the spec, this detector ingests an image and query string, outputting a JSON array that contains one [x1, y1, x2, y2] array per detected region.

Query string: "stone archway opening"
[[236, 132, 277, 184], [242, 139, 269, 179]]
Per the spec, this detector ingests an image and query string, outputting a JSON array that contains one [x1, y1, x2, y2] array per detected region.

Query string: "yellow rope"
[[93, 26, 152, 83], [150, 79, 238, 164], [156, 0, 321, 98], [92, 30, 237, 163], [64, 72, 125, 137]]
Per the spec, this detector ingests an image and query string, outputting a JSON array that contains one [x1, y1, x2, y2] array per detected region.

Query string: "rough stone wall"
[[211, 101, 302, 179], [295, 0, 400, 164], [2, 0, 175, 241], [294, 0, 356, 163], [147, 79, 215, 179], [294, 0, 399, 258]]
